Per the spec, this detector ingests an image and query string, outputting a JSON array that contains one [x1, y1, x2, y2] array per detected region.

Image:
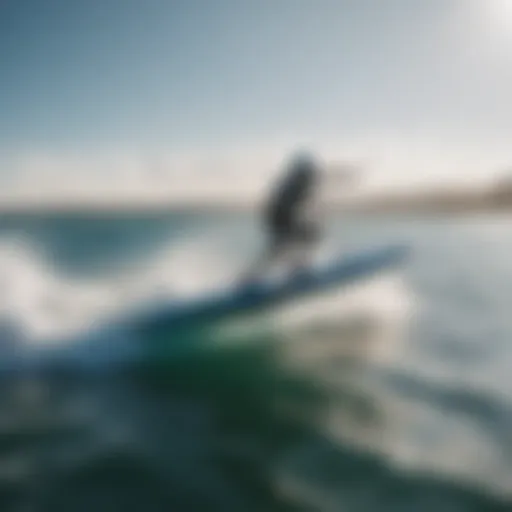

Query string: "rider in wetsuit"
[[241, 150, 323, 284]]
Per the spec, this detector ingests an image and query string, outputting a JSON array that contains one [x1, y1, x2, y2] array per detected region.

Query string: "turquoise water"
[[0, 211, 510, 511]]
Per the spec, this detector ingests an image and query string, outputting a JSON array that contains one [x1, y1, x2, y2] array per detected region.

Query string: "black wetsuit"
[[239, 156, 322, 284], [263, 163, 320, 250]]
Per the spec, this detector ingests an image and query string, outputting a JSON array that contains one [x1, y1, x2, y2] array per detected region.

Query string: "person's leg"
[[287, 220, 321, 276], [238, 230, 287, 286]]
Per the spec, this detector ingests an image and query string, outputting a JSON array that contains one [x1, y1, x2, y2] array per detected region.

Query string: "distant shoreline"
[[1, 183, 511, 217], [0, 199, 511, 217]]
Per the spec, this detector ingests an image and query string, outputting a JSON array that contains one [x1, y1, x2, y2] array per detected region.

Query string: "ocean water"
[[0, 210, 510, 511]]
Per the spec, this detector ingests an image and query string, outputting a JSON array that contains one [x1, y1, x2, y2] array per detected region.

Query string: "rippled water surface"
[[0, 211, 510, 511]]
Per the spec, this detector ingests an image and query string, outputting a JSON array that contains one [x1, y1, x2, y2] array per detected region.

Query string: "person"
[[240, 150, 323, 285]]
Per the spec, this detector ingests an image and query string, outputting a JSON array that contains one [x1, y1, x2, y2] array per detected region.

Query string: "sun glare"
[[485, 0, 512, 30], [466, 0, 512, 54]]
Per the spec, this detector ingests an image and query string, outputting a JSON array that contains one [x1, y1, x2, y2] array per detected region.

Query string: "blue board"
[[0, 243, 409, 374], [132, 243, 409, 337]]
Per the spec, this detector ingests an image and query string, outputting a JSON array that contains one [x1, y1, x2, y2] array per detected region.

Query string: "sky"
[[1, 0, 512, 199]]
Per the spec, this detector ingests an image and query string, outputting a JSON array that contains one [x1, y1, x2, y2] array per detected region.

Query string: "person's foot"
[[236, 274, 260, 290], [289, 265, 312, 283]]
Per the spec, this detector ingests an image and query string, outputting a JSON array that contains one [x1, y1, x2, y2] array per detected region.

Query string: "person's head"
[[286, 149, 319, 179]]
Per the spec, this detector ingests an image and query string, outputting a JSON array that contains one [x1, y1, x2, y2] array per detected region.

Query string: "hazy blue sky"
[[1, 0, 512, 190]]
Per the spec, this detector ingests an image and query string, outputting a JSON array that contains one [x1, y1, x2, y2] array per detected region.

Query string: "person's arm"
[[318, 162, 360, 207]]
